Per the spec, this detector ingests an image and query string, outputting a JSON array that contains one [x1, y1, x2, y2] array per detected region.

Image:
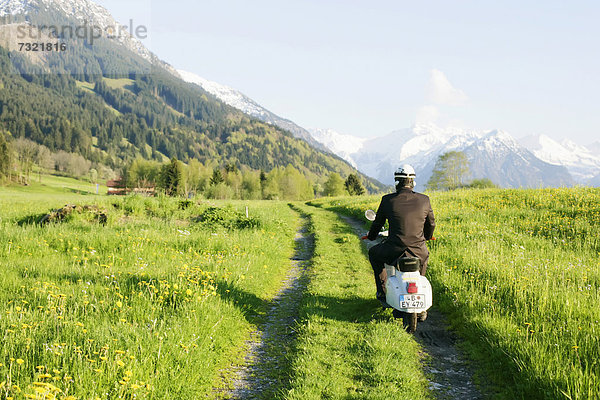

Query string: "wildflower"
[[116, 301, 123, 308]]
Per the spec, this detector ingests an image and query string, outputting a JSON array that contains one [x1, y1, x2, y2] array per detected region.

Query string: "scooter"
[[363, 209, 433, 333]]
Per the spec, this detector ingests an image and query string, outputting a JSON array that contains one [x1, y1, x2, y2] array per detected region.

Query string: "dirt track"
[[222, 212, 314, 399]]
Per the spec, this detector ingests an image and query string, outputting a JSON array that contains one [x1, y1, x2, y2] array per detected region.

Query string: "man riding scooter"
[[364, 165, 436, 321]]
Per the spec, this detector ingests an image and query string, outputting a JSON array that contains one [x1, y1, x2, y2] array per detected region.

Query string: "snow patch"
[[178, 70, 267, 118], [520, 134, 600, 180]]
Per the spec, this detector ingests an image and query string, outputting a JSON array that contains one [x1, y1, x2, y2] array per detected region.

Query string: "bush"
[[197, 206, 261, 230], [468, 178, 498, 189]]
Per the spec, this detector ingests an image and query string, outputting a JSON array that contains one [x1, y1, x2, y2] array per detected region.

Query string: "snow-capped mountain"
[[0, 0, 177, 73], [519, 135, 600, 182], [585, 141, 600, 157], [589, 173, 600, 187], [308, 123, 575, 190], [461, 130, 573, 188], [177, 70, 327, 151], [0, 0, 39, 17], [308, 128, 366, 167]]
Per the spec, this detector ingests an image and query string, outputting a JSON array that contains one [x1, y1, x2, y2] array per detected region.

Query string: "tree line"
[[125, 158, 366, 200], [0, 129, 367, 200], [0, 132, 115, 185]]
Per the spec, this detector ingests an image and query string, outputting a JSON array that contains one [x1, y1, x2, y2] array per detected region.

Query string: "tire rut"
[[220, 210, 314, 399], [340, 214, 483, 400]]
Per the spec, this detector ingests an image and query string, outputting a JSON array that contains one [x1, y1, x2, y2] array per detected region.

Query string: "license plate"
[[399, 294, 426, 309]]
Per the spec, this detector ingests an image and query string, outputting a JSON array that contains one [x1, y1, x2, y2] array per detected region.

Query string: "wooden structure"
[[106, 179, 155, 196], [106, 179, 127, 195]]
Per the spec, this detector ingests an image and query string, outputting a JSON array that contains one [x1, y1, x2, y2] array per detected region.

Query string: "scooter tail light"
[[407, 282, 418, 294]]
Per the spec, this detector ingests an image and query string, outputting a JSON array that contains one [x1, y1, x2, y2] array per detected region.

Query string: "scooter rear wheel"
[[393, 310, 418, 333], [402, 312, 418, 333]]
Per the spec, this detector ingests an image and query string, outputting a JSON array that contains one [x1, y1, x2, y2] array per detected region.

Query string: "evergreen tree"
[[0, 132, 11, 179], [160, 158, 184, 196], [427, 151, 470, 191], [224, 162, 237, 174], [210, 168, 225, 185], [345, 174, 365, 196]]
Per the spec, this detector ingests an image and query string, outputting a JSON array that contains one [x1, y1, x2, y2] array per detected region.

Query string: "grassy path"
[[339, 215, 483, 400], [220, 207, 314, 399], [283, 204, 431, 400]]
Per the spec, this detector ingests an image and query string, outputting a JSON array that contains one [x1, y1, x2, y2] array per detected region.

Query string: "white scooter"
[[364, 209, 433, 333]]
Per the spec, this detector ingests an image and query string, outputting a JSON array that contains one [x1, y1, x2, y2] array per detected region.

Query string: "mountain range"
[[177, 65, 600, 189], [307, 125, 600, 189]]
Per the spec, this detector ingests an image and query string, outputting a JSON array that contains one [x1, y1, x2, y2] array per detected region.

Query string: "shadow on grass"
[[16, 213, 48, 226], [215, 278, 266, 326], [304, 293, 388, 324], [433, 283, 569, 399]]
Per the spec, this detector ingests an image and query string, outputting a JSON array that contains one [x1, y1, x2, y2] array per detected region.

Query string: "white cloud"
[[427, 69, 468, 106], [415, 105, 440, 125]]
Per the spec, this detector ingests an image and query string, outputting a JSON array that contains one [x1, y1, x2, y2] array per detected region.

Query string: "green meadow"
[[0, 188, 298, 399], [2, 182, 598, 399]]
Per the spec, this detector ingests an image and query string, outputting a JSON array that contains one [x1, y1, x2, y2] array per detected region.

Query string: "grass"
[[2, 174, 107, 196], [284, 204, 431, 400], [74, 80, 94, 94], [312, 187, 600, 400], [0, 190, 300, 399], [75, 79, 125, 115], [102, 78, 136, 92], [6, 181, 594, 398]]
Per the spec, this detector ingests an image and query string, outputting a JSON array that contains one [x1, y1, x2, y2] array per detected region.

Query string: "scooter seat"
[[394, 257, 420, 272]]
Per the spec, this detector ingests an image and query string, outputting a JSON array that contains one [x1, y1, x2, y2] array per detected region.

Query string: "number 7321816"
[[18, 42, 67, 52]]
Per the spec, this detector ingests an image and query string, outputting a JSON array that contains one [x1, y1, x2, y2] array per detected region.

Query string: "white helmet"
[[394, 164, 416, 181]]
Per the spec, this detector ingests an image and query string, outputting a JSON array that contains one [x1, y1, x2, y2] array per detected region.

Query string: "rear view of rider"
[[366, 165, 436, 303]]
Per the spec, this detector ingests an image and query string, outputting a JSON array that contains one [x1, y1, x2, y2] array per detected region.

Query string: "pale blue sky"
[[96, 0, 600, 145]]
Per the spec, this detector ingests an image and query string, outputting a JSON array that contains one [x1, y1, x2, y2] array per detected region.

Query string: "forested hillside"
[[0, 10, 385, 193]]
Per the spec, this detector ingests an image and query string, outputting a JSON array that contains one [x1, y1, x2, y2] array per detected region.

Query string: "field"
[[0, 190, 299, 399], [4, 175, 106, 196], [1, 185, 599, 399], [313, 187, 600, 399]]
